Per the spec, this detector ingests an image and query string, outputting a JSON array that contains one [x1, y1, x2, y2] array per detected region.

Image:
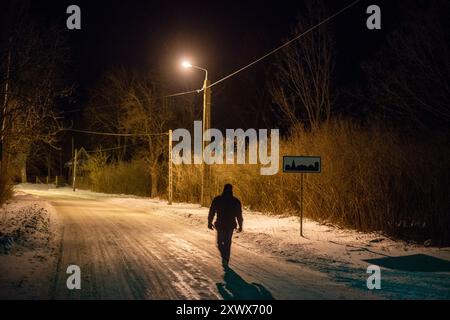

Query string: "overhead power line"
[[67, 128, 168, 137], [163, 88, 203, 98], [85, 142, 146, 153], [207, 0, 362, 89], [62, 88, 201, 114]]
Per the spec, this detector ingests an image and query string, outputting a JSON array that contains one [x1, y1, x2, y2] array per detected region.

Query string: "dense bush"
[[83, 155, 150, 197], [173, 121, 450, 245], [82, 120, 450, 244]]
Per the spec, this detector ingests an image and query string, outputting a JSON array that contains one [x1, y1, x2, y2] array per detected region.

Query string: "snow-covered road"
[[2, 185, 450, 300], [6, 186, 370, 300]]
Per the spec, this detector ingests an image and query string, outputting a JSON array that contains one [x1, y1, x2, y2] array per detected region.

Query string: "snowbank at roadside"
[[0, 190, 62, 299]]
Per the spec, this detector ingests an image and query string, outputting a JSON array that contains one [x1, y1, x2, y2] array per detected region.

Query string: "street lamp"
[[181, 60, 211, 207], [181, 60, 208, 82]]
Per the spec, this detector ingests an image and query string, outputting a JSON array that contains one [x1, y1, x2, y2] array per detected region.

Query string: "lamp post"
[[182, 61, 211, 207]]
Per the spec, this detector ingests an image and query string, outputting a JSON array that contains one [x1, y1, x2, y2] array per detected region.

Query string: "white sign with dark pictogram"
[[283, 156, 321, 173]]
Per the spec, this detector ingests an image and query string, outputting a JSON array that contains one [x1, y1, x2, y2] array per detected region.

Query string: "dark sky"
[[28, 3, 393, 76], [2, 0, 447, 176], [7, 0, 401, 128]]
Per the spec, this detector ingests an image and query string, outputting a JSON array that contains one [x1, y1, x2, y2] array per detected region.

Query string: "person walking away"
[[208, 184, 243, 268]]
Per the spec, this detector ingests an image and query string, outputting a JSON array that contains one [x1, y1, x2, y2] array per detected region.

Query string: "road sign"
[[283, 156, 322, 237], [283, 156, 321, 173]]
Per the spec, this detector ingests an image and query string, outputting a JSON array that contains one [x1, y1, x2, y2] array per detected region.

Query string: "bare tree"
[[85, 70, 176, 197], [269, 0, 334, 129], [84, 69, 133, 162], [363, 1, 450, 127], [121, 73, 171, 197], [0, 7, 68, 188]]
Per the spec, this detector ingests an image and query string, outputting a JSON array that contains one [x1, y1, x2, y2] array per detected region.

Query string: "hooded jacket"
[[208, 185, 243, 230]]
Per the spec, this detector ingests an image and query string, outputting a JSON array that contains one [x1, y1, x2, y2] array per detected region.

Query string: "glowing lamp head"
[[181, 61, 193, 69]]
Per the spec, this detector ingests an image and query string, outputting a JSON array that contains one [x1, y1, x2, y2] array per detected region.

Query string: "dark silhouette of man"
[[208, 184, 243, 268]]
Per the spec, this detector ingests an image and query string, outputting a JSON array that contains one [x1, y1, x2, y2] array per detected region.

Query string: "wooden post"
[[47, 153, 51, 185], [72, 148, 77, 192], [201, 79, 211, 207], [55, 175, 59, 188], [71, 136, 74, 181], [168, 130, 173, 205], [300, 173, 304, 237]]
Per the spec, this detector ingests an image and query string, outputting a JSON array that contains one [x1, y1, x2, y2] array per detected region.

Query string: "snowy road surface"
[[27, 188, 362, 300], [2, 185, 450, 300]]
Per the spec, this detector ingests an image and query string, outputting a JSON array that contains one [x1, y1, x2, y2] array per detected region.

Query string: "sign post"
[[72, 148, 78, 192], [168, 130, 173, 205], [283, 156, 322, 237], [300, 172, 304, 236]]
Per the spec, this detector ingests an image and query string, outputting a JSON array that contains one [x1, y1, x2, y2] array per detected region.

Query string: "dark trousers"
[[216, 228, 234, 262]]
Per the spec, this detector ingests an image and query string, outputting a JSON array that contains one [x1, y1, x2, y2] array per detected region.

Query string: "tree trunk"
[[15, 153, 28, 183], [20, 157, 27, 183], [150, 166, 158, 198]]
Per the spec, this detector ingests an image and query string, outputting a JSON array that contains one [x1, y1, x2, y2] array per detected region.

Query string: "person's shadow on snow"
[[216, 268, 274, 300]]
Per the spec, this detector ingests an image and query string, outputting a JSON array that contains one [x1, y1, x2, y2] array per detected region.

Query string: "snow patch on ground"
[[0, 204, 50, 254], [0, 190, 62, 299]]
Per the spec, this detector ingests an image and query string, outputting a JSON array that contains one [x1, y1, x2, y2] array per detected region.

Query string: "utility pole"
[[300, 173, 304, 237], [60, 149, 63, 176], [181, 62, 211, 207], [72, 148, 77, 192], [168, 130, 173, 205], [57, 148, 62, 187], [201, 78, 211, 207], [71, 136, 74, 182], [46, 153, 51, 184]]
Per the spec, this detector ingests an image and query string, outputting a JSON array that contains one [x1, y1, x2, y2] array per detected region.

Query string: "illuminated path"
[[18, 187, 374, 300]]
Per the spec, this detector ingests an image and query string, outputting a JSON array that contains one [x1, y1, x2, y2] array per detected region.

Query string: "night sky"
[[4, 0, 403, 129]]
